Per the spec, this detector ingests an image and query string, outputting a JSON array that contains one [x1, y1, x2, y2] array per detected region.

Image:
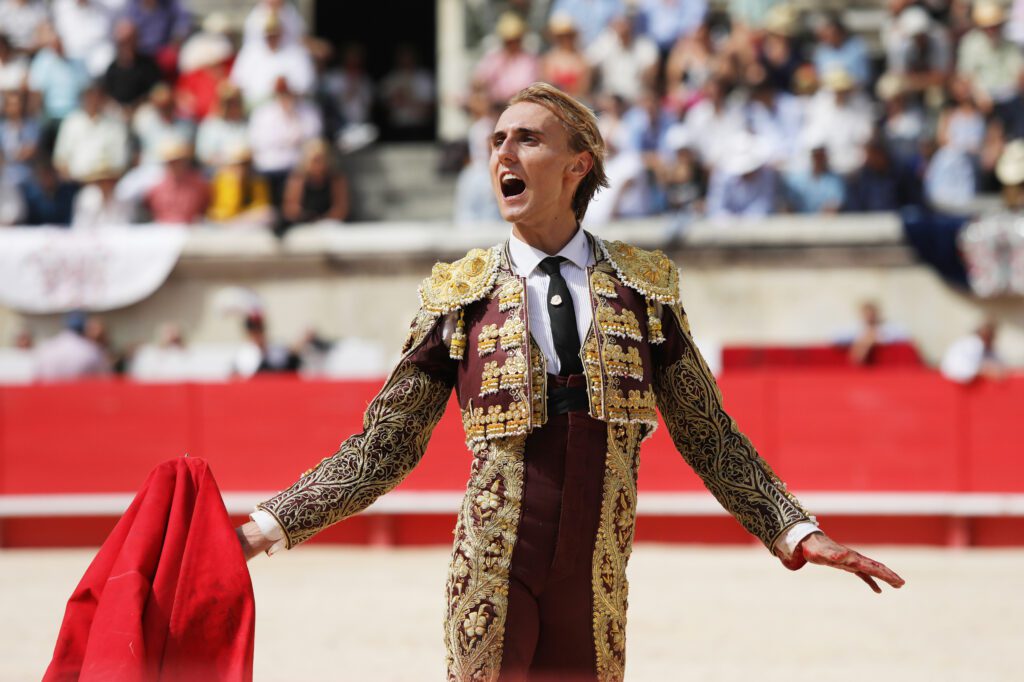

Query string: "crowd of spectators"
[[455, 0, 1024, 225], [0, 0, 441, 234]]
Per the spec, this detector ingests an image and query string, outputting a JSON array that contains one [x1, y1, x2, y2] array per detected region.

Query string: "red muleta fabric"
[[43, 457, 255, 682]]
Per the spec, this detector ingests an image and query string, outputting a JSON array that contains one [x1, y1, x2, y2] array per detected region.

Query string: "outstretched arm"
[[241, 309, 455, 556], [652, 303, 903, 591]]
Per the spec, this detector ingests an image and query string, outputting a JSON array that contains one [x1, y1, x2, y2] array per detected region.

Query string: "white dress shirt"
[[252, 227, 819, 558]]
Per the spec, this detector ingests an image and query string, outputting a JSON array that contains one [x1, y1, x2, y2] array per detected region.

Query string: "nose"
[[495, 137, 516, 166]]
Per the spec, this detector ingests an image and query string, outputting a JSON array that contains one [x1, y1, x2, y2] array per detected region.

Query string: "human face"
[[489, 101, 587, 229]]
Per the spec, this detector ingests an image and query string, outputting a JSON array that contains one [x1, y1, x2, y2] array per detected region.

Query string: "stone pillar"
[[437, 0, 470, 141]]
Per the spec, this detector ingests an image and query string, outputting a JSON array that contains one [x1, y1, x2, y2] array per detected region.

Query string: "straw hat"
[[222, 141, 252, 165], [822, 67, 855, 92], [202, 12, 232, 35], [973, 1, 1006, 28], [548, 12, 577, 36], [875, 72, 905, 101], [763, 4, 799, 37], [664, 124, 694, 152], [496, 12, 527, 41], [82, 160, 123, 183], [159, 137, 193, 163], [996, 139, 1024, 186], [898, 6, 932, 36]]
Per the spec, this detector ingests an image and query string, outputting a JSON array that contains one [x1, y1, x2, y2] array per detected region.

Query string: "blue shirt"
[[28, 49, 91, 121], [550, 0, 622, 47], [706, 167, 779, 218], [22, 179, 78, 226], [813, 36, 870, 86], [784, 170, 846, 213], [639, 0, 706, 50]]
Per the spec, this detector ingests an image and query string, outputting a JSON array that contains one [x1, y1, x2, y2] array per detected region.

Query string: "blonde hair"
[[507, 82, 608, 223]]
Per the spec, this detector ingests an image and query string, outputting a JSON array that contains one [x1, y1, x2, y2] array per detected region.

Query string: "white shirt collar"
[[507, 227, 593, 277]]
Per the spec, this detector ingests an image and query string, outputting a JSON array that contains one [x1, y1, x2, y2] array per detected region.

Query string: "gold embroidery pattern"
[[256, 361, 451, 547], [477, 324, 499, 356], [451, 310, 467, 361], [499, 353, 527, 391], [498, 315, 524, 350], [402, 308, 441, 355], [420, 246, 503, 314], [581, 331, 605, 421], [591, 422, 645, 682], [591, 270, 619, 299], [653, 308, 812, 548], [497, 278, 524, 312], [604, 342, 644, 381], [445, 435, 527, 682], [596, 305, 642, 342], [605, 388, 658, 426], [597, 238, 679, 305], [529, 339, 548, 427], [480, 361, 501, 396], [646, 301, 665, 345], [462, 401, 531, 443]]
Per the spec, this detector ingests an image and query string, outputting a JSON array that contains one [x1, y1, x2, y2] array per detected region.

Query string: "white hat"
[[721, 134, 770, 176], [822, 67, 856, 92], [973, 1, 1006, 28], [159, 136, 193, 163], [996, 139, 1024, 186], [664, 124, 693, 152], [898, 6, 932, 36]]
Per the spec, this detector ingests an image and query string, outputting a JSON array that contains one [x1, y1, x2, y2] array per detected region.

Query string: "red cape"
[[44, 457, 255, 682]]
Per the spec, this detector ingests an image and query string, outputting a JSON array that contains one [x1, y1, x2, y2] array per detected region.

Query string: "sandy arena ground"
[[2, 544, 1020, 681]]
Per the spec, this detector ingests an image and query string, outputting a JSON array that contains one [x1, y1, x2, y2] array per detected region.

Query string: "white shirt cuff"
[[250, 508, 287, 555], [774, 521, 821, 559]]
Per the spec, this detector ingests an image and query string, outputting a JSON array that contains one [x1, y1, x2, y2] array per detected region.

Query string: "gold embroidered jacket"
[[257, 233, 813, 681]]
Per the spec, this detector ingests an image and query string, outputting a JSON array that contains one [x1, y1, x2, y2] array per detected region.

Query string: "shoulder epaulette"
[[418, 245, 503, 314], [596, 237, 679, 304]]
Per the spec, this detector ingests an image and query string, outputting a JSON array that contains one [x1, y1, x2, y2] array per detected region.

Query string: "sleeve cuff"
[[773, 521, 821, 560], [250, 508, 287, 556]]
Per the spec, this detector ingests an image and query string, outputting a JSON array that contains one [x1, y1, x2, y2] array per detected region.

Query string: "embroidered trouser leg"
[[499, 377, 608, 681]]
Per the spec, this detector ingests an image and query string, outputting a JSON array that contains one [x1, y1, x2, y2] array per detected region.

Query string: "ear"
[[568, 150, 594, 180]]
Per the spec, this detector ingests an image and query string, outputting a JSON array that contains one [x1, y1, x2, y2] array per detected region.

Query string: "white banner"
[[0, 226, 186, 313]]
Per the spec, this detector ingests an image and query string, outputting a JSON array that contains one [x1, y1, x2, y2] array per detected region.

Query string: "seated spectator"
[[0, 152, 26, 225], [21, 159, 77, 226], [940, 319, 1006, 383], [233, 311, 301, 377], [0, 0, 49, 53], [883, 5, 951, 94], [549, 0, 621, 48], [640, 0, 706, 53], [924, 144, 977, 211], [619, 89, 673, 155], [144, 137, 209, 224], [744, 74, 806, 168], [207, 142, 274, 227], [658, 125, 705, 215], [318, 42, 375, 145], [454, 89, 502, 226], [282, 139, 349, 228], [28, 23, 91, 124], [681, 75, 745, 169], [249, 76, 322, 207], [846, 301, 910, 366], [103, 19, 163, 109], [843, 137, 921, 212], [132, 83, 195, 166], [378, 45, 435, 140], [811, 12, 870, 88], [803, 68, 873, 175], [705, 135, 778, 218], [230, 10, 314, 107], [784, 144, 845, 214], [196, 83, 249, 169], [957, 1, 1024, 136], [586, 10, 658, 101], [0, 34, 28, 91], [52, 0, 114, 77], [72, 162, 135, 228], [120, 0, 192, 61], [33, 312, 111, 381], [473, 12, 540, 104], [0, 90, 41, 187], [665, 19, 716, 110], [52, 81, 129, 182], [937, 75, 986, 157], [243, 0, 306, 50], [176, 13, 236, 120], [876, 74, 926, 166], [757, 4, 803, 93], [540, 14, 592, 101]]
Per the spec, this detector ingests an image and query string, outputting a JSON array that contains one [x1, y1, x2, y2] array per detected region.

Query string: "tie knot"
[[538, 256, 567, 276]]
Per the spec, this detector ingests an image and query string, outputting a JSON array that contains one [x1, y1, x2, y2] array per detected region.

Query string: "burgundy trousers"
[[499, 374, 609, 681]]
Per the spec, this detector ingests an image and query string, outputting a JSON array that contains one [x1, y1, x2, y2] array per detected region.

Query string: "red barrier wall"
[[2, 369, 1022, 547]]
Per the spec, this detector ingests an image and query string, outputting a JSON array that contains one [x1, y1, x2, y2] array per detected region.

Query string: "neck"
[[511, 211, 579, 255]]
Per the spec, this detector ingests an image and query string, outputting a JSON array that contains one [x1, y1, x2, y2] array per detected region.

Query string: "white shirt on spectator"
[[196, 117, 250, 169], [0, 170, 25, 225], [321, 69, 375, 126], [52, 0, 115, 77], [248, 97, 322, 173], [243, 1, 306, 49], [132, 105, 196, 167], [53, 109, 129, 182], [72, 184, 135, 228], [230, 42, 315, 107], [0, 0, 50, 52], [0, 53, 28, 91], [33, 330, 109, 382], [680, 98, 745, 168], [940, 333, 998, 383], [802, 90, 873, 175], [585, 29, 659, 101]]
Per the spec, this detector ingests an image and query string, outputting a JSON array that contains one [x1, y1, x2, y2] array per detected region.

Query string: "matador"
[[237, 83, 904, 681]]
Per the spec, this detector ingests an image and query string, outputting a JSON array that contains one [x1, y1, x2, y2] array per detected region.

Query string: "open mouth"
[[500, 172, 526, 198]]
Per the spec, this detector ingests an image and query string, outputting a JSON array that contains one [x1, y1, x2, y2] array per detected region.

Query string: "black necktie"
[[538, 256, 583, 376]]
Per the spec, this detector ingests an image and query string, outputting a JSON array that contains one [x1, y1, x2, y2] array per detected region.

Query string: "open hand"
[[783, 532, 905, 593]]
